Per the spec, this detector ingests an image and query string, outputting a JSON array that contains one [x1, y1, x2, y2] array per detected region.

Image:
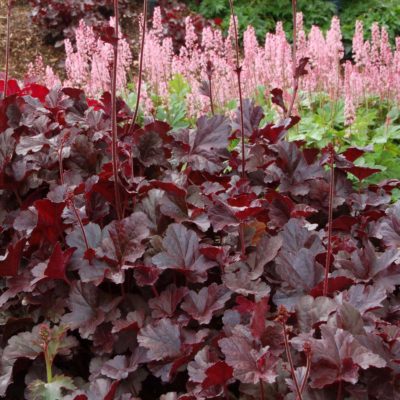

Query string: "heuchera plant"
[[1, 0, 400, 398], [0, 75, 400, 399]]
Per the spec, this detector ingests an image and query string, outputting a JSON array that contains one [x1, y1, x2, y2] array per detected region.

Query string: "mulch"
[[0, 0, 143, 80]]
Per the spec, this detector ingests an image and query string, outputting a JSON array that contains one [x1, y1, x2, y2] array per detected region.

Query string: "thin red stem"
[[323, 145, 335, 297], [128, 0, 147, 134], [259, 379, 265, 400], [208, 76, 214, 115], [112, 0, 122, 220], [336, 379, 343, 400], [151, 285, 159, 297], [4, 0, 12, 97], [70, 201, 90, 252], [228, 0, 245, 178], [237, 71, 246, 179], [282, 322, 303, 400], [59, 141, 89, 252], [300, 351, 311, 394], [228, 0, 246, 259], [223, 384, 229, 400], [239, 222, 245, 258], [286, 0, 298, 119]]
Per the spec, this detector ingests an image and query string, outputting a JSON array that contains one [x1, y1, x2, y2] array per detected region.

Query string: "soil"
[[0, 0, 142, 80]]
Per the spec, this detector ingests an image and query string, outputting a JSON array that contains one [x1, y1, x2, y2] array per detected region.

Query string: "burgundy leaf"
[[152, 223, 216, 283], [172, 115, 231, 173], [246, 234, 283, 280], [309, 326, 386, 389], [61, 282, 120, 338], [219, 330, 278, 384], [181, 283, 231, 324], [100, 351, 143, 380], [310, 276, 354, 297], [31, 199, 65, 244], [345, 166, 381, 181], [341, 147, 366, 162], [203, 361, 233, 389], [270, 88, 287, 113], [199, 80, 211, 98], [223, 262, 271, 300], [295, 295, 337, 332], [99, 212, 150, 269], [149, 284, 188, 319], [337, 284, 387, 315], [249, 297, 270, 339], [295, 57, 310, 78], [137, 318, 182, 361], [0, 239, 25, 277], [133, 263, 160, 287], [336, 240, 400, 285], [43, 242, 75, 283], [233, 99, 264, 137], [373, 202, 400, 248]]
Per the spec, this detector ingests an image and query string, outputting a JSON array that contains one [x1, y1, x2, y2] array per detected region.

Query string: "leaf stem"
[[112, 0, 122, 220], [239, 222, 245, 258], [281, 321, 303, 400], [4, 0, 12, 97], [70, 200, 90, 252], [128, 0, 147, 134], [59, 140, 90, 252], [300, 344, 311, 394], [45, 348, 53, 383], [259, 379, 265, 400], [336, 379, 343, 400], [323, 144, 335, 297]]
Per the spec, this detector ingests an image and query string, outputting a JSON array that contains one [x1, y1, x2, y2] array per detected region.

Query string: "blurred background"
[[1, 0, 400, 78]]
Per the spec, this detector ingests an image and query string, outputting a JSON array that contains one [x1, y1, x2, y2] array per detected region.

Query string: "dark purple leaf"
[[181, 283, 231, 324], [0, 239, 25, 277], [137, 318, 182, 361], [61, 282, 121, 338], [172, 115, 231, 173], [219, 330, 278, 384], [233, 99, 264, 137], [308, 326, 386, 389], [149, 284, 188, 319], [152, 223, 216, 282]]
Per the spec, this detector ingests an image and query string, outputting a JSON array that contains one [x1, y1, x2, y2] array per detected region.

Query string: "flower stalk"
[[112, 0, 122, 220], [286, 0, 298, 119], [228, 0, 247, 259], [128, 0, 148, 134], [228, 0, 246, 179], [4, 0, 12, 97], [277, 306, 303, 400], [323, 143, 335, 296]]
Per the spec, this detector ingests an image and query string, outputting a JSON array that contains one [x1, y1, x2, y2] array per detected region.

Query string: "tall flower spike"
[[128, 0, 148, 134], [4, 0, 12, 97], [111, 0, 122, 220]]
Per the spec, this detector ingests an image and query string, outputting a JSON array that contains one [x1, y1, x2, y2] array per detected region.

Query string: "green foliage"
[[188, 0, 336, 42], [124, 75, 193, 129], [188, 0, 400, 50], [288, 93, 400, 185], [154, 74, 192, 128], [340, 0, 400, 50], [27, 375, 76, 400]]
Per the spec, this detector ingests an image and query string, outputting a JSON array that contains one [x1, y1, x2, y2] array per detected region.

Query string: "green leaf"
[[27, 375, 76, 400]]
